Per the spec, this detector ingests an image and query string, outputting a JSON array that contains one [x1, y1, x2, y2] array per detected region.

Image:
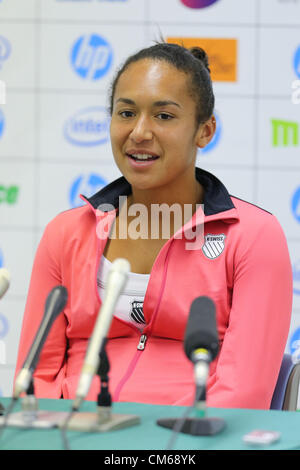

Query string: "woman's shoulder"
[[230, 195, 273, 218], [230, 195, 288, 249], [43, 204, 95, 240], [230, 195, 279, 230]]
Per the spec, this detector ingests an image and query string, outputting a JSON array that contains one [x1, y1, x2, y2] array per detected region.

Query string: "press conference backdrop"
[[0, 0, 300, 397]]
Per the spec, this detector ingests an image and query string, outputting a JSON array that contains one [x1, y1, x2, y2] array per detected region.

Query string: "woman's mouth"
[[127, 153, 159, 162], [126, 153, 160, 168]]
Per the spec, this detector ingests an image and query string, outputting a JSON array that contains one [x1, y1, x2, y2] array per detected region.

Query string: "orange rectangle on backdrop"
[[166, 37, 237, 82]]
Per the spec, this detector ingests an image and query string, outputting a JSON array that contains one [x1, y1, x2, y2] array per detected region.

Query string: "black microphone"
[[13, 285, 68, 399], [157, 296, 225, 439], [184, 296, 219, 390]]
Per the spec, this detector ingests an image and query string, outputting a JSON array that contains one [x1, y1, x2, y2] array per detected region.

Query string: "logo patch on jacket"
[[130, 300, 146, 325], [202, 234, 226, 259]]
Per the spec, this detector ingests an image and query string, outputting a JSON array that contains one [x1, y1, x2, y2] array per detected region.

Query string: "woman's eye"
[[119, 110, 134, 118], [157, 113, 173, 120]]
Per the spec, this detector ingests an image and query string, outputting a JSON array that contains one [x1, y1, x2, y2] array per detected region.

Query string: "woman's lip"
[[126, 154, 159, 169]]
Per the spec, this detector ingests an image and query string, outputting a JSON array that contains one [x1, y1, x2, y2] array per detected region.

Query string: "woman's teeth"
[[129, 154, 158, 161]]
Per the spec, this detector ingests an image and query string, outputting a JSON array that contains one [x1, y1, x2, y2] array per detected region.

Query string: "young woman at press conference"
[[15, 42, 293, 410]]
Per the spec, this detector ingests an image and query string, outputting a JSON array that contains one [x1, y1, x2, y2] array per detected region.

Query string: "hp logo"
[[291, 187, 300, 223], [0, 35, 11, 70], [200, 111, 221, 154], [0, 109, 5, 138], [69, 173, 107, 208], [70, 34, 113, 80], [294, 45, 300, 79]]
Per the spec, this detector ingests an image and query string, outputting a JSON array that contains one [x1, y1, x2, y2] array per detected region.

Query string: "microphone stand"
[[157, 384, 226, 436], [61, 340, 140, 433], [20, 379, 38, 425], [1, 344, 140, 435], [0, 378, 69, 430]]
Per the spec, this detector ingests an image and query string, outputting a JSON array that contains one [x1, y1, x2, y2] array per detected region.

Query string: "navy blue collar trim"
[[85, 167, 235, 216]]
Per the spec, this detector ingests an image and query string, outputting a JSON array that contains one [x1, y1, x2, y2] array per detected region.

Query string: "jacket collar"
[[84, 167, 236, 217]]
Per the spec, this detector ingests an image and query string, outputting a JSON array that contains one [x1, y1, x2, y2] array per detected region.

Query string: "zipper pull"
[[137, 334, 147, 351]]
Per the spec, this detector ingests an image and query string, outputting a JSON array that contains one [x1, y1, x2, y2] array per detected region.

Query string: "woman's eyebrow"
[[115, 98, 181, 108], [153, 100, 181, 108], [116, 98, 135, 105]]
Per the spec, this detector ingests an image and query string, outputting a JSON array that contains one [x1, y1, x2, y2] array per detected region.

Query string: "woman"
[[15, 43, 293, 409]]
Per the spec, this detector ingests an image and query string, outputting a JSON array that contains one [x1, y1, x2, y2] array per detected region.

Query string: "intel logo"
[[0, 314, 9, 340], [64, 106, 110, 147]]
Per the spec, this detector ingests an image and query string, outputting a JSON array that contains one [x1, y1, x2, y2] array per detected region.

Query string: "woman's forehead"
[[114, 59, 191, 104]]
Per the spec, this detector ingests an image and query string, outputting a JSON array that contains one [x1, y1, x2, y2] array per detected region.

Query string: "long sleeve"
[[207, 213, 293, 409], [14, 219, 68, 398]]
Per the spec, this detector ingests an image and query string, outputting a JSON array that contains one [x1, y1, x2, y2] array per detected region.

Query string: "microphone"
[[13, 285, 68, 399], [72, 258, 130, 411], [59, 258, 140, 441], [0, 268, 10, 415], [157, 296, 225, 439], [0, 268, 10, 414], [184, 296, 219, 390], [0, 268, 10, 299]]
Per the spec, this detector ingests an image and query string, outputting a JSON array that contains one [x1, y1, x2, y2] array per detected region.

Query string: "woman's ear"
[[195, 115, 216, 149]]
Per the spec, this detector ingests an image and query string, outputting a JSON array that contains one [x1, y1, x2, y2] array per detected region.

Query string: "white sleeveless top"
[[97, 255, 150, 332]]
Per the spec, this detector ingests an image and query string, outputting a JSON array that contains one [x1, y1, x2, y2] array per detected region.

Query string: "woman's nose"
[[129, 115, 153, 142]]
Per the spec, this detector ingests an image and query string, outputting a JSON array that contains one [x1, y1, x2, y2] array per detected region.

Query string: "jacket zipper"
[[113, 240, 174, 402], [137, 334, 147, 351]]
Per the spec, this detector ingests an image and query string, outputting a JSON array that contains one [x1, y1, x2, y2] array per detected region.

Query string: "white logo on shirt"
[[202, 234, 226, 259]]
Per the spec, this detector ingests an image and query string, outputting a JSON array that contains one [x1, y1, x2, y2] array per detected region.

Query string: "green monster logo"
[[271, 119, 299, 147], [0, 185, 19, 204]]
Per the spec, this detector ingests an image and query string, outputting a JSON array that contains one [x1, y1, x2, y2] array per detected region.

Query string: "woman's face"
[[110, 59, 213, 193]]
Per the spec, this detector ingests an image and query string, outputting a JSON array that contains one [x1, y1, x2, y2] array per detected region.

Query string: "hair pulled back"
[[109, 42, 215, 125]]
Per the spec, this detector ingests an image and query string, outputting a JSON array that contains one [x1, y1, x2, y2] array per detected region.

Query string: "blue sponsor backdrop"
[[0, 0, 299, 395]]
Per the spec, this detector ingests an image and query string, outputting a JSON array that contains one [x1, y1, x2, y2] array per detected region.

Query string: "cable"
[[165, 385, 205, 451], [60, 407, 77, 451]]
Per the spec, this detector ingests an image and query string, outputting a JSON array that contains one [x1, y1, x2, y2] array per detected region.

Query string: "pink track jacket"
[[14, 168, 293, 409]]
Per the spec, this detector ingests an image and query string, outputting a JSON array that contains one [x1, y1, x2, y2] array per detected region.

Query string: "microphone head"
[[45, 285, 68, 318], [0, 268, 10, 299], [110, 258, 131, 275], [184, 296, 219, 362], [106, 258, 131, 289]]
